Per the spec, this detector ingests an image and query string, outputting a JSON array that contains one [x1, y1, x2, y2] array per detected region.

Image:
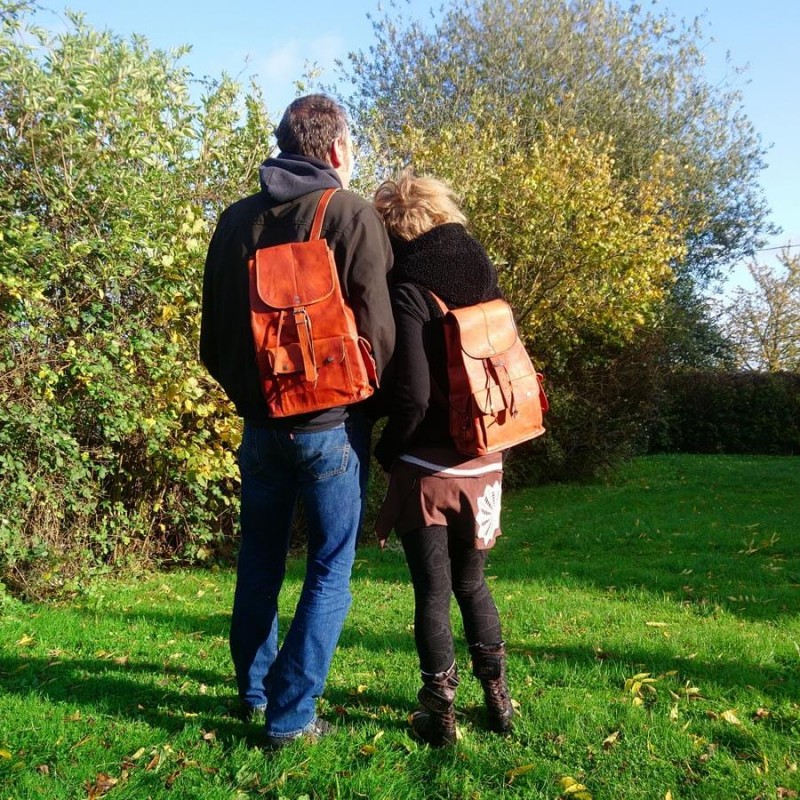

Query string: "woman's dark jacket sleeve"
[[374, 284, 439, 470]]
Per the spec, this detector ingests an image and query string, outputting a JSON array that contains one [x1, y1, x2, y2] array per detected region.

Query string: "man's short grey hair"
[[275, 94, 349, 162]]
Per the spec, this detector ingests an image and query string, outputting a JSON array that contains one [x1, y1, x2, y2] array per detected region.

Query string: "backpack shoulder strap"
[[426, 289, 448, 315], [309, 188, 338, 241]]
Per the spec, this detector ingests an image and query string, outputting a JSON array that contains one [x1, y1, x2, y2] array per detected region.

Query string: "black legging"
[[400, 524, 502, 674]]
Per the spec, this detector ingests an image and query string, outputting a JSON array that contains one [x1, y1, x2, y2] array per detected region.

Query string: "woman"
[[373, 171, 513, 746]]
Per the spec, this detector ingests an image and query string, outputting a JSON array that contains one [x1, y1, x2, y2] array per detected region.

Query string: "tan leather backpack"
[[431, 292, 548, 455], [248, 189, 377, 417]]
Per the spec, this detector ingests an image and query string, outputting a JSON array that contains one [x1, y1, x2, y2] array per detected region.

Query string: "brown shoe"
[[410, 662, 460, 747], [470, 642, 514, 733]]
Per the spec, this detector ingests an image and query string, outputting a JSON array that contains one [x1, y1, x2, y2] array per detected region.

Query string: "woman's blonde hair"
[[373, 169, 467, 241]]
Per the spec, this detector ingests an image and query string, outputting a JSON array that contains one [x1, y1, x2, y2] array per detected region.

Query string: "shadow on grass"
[[0, 651, 416, 747], [0, 652, 269, 746], [506, 642, 800, 702]]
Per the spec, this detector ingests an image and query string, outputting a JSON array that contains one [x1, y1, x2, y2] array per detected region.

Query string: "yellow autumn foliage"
[[386, 111, 689, 368]]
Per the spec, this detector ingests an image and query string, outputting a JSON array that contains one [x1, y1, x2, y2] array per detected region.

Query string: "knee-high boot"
[[470, 641, 514, 733], [410, 662, 460, 746]]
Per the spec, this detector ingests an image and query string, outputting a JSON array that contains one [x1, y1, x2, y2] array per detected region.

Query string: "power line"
[[754, 243, 799, 253]]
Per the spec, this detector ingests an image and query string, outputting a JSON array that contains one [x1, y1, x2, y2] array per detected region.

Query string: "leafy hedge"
[[648, 370, 800, 455], [0, 6, 268, 595]]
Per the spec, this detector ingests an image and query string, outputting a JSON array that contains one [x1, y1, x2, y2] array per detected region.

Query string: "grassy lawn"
[[1, 454, 798, 799]]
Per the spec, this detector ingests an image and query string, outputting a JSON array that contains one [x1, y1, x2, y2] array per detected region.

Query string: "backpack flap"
[[449, 299, 518, 358], [252, 239, 337, 384], [252, 238, 336, 309], [447, 299, 539, 420]]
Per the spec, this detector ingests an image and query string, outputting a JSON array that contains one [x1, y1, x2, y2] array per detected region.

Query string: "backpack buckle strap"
[[293, 307, 318, 383], [488, 356, 517, 417]]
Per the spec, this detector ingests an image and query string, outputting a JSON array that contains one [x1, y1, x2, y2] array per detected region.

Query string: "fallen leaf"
[[113, 655, 129, 666], [624, 673, 658, 699], [359, 744, 376, 756], [759, 753, 769, 774], [165, 770, 182, 789], [85, 773, 117, 800], [145, 753, 160, 771], [130, 748, 146, 761], [698, 744, 718, 763], [0, 749, 12, 759], [15, 634, 35, 647], [560, 776, 592, 799], [684, 684, 702, 699], [669, 705, 679, 722], [201, 730, 216, 743], [645, 622, 668, 627], [753, 708, 771, 721], [602, 731, 620, 750], [70, 734, 92, 751], [505, 764, 536, 783], [777, 789, 799, 799], [665, 792, 673, 800], [37, 764, 50, 775], [720, 710, 742, 726]]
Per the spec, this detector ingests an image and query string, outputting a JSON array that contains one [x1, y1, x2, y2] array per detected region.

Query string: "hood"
[[258, 153, 342, 204]]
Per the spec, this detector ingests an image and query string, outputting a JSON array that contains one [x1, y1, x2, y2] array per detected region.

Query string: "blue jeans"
[[230, 413, 370, 738]]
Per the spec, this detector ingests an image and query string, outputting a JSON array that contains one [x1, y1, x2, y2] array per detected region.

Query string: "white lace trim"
[[475, 481, 502, 546]]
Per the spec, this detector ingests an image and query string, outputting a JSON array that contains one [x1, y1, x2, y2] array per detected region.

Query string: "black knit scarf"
[[391, 223, 501, 312]]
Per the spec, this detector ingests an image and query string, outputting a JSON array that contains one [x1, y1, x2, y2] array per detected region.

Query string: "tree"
[[0, 2, 271, 592], [336, 0, 776, 475], [722, 249, 800, 372], [345, 0, 772, 288], [372, 105, 686, 373]]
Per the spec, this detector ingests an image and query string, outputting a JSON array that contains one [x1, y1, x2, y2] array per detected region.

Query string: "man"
[[200, 94, 394, 748]]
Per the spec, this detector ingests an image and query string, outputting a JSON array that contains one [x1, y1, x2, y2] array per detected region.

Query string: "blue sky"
[[35, 0, 799, 285]]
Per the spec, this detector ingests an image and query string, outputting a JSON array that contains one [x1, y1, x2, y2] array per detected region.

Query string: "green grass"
[[1, 455, 798, 799]]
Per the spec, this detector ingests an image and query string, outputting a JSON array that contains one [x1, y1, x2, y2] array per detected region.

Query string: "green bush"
[[0, 4, 269, 596], [503, 338, 663, 487], [649, 370, 800, 455]]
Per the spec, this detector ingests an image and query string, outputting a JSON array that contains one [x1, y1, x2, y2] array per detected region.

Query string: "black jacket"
[[200, 154, 395, 429], [374, 223, 501, 469]]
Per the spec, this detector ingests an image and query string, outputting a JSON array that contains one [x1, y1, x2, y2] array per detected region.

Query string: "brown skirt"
[[375, 446, 504, 550]]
